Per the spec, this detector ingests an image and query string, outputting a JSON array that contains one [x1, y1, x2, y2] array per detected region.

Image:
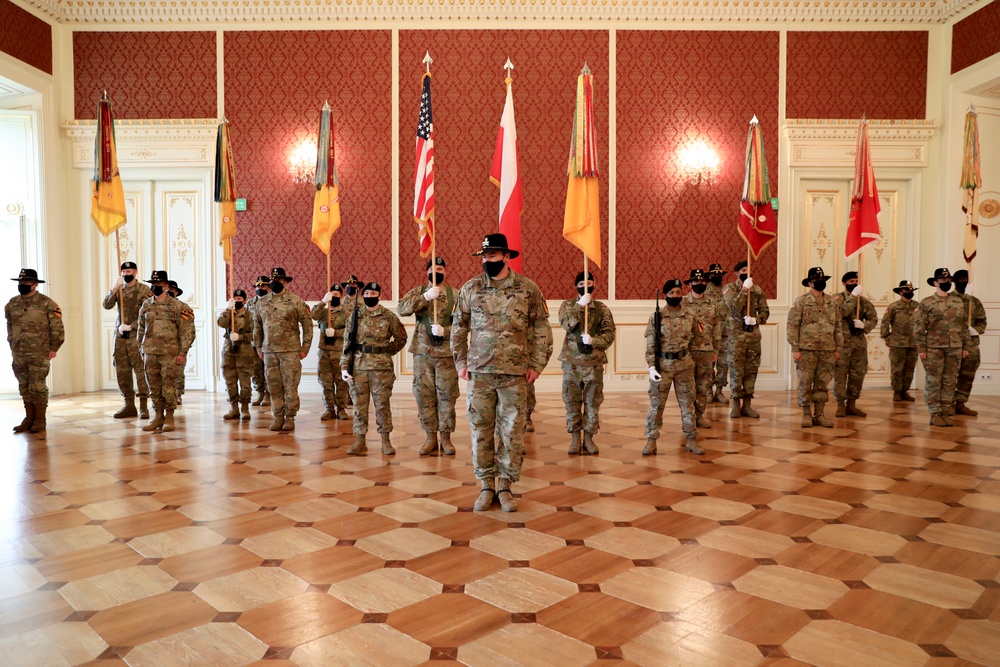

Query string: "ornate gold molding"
[[63, 119, 217, 169], [785, 119, 939, 141]]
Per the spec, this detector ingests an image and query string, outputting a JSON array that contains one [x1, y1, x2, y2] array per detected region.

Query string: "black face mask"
[[270, 281, 284, 293], [955, 282, 968, 294], [938, 282, 952, 293], [665, 296, 682, 308], [428, 273, 445, 285], [901, 291, 914, 300], [234, 301, 245, 310], [812, 280, 827, 292], [709, 276, 723, 287], [691, 284, 707, 295], [738, 273, 748, 283], [330, 297, 341, 307], [123, 274, 135, 284], [256, 288, 267, 297], [363, 296, 379, 308], [577, 285, 595, 296], [346, 286, 357, 296], [484, 260, 505, 278], [17, 284, 31, 295], [152, 285, 165, 296]]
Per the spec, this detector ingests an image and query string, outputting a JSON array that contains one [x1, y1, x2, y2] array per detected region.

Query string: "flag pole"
[[583, 253, 589, 333], [327, 250, 332, 331], [423, 51, 438, 327], [229, 254, 235, 332], [114, 229, 125, 321]]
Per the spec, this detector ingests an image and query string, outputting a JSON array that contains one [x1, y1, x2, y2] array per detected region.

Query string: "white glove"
[[851, 285, 863, 297], [969, 326, 980, 337], [581, 333, 592, 345], [118, 324, 132, 334], [322, 291, 334, 304], [431, 324, 445, 337], [853, 319, 865, 329], [744, 316, 757, 326], [648, 367, 661, 382], [113, 275, 124, 290], [231, 333, 240, 342], [577, 293, 593, 307], [423, 286, 440, 300], [965, 284, 975, 296], [226, 299, 235, 309], [341, 370, 353, 381], [325, 327, 335, 337], [743, 277, 754, 289]]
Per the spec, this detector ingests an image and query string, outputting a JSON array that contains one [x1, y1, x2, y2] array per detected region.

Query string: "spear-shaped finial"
[[581, 62, 591, 75], [968, 103, 977, 115], [750, 115, 758, 125], [102, 90, 109, 102], [323, 99, 331, 112], [503, 57, 514, 85], [423, 51, 433, 73]]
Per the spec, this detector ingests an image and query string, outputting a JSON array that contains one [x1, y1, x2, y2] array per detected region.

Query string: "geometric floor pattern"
[[1, 388, 999, 667]]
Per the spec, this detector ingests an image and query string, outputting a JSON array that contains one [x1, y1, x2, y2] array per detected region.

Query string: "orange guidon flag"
[[311, 102, 342, 256], [90, 95, 127, 237], [215, 121, 238, 264], [562, 65, 601, 268]]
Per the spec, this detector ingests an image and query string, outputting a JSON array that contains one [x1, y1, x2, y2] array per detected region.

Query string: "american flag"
[[413, 73, 435, 257]]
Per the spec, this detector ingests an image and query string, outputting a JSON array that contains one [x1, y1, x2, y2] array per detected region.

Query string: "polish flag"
[[490, 77, 524, 273]]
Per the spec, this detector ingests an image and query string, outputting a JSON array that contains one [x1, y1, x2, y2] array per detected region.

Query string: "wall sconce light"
[[289, 141, 316, 184], [678, 140, 720, 186]]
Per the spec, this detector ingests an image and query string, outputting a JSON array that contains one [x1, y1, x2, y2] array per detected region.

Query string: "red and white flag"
[[845, 121, 881, 260], [490, 74, 524, 273], [413, 72, 435, 257]]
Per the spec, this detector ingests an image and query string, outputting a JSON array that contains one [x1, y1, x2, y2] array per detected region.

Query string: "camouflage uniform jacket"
[[452, 271, 553, 376], [914, 294, 972, 352], [787, 292, 844, 352], [397, 283, 456, 358], [959, 292, 987, 350], [705, 281, 731, 335], [136, 296, 195, 356], [252, 291, 313, 355], [310, 302, 346, 353], [246, 294, 263, 349], [880, 299, 919, 348], [217, 308, 255, 355], [5, 292, 65, 355], [102, 281, 152, 335], [644, 306, 698, 370], [337, 305, 407, 372], [723, 283, 770, 341], [557, 298, 616, 366], [838, 291, 878, 340], [172, 295, 196, 343], [683, 293, 724, 352]]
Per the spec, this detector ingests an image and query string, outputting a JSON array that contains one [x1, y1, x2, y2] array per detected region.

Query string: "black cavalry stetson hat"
[[802, 266, 832, 287], [707, 263, 727, 275], [684, 269, 707, 284], [927, 267, 951, 286], [254, 275, 270, 288], [12, 268, 44, 283], [145, 270, 169, 284], [473, 233, 520, 259], [892, 280, 917, 294], [270, 267, 293, 283], [167, 280, 184, 297], [343, 274, 362, 286]]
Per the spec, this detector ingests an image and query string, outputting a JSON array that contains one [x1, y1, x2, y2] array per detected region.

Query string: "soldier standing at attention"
[[881, 280, 919, 402], [788, 267, 843, 429], [452, 233, 553, 513], [311, 283, 350, 421], [705, 263, 730, 403], [724, 260, 769, 419], [6, 269, 64, 434], [558, 270, 615, 455], [218, 289, 255, 421], [914, 268, 972, 427], [953, 269, 987, 416], [246, 276, 271, 407], [103, 261, 151, 420], [340, 282, 407, 456], [398, 257, 459, 456], [834, 271, 878, 417], [136, 271, 194, 432], [684, 268, 724, 429], [167, 280, 194, 407], [252, 267, 313, 432]]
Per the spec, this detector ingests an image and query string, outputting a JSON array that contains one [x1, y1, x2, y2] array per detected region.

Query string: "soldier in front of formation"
[[218, 289, 255, 421], [914, 268, 972, 427], [704, 263, 730, 403], [103, 261, 151, 420], [167, 280, 194, 407], [834, 271, 878, 418], [7, 269, 64, 434], [339, 281, 408, 456], [881, 280, 919, 402], [246, 276, 271, 407], [311, 283, 350, 421], [644, 278, 703, 456], [953, 269, 987, 416], [136, 271, 195, 432], [398, 257, 459, 456], [724, 260, 769, 419], [683, 268, 724, 429], [252, 267, 313, 432], [787, 267, 843, 429], [558, 270, 616, 455]]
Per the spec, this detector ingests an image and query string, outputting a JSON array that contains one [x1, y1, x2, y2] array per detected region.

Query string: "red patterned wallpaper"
[[616, 31, 779, 300], [952, 0, 1000, 73], [786, 31, 927, 119], [225, 31, 393, 299], [0, 0, 51, 74], [398, 30, 609, 302]]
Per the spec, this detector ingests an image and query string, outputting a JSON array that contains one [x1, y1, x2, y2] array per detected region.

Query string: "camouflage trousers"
[[527, 382, 536, 414], [691, 350, 715, 418], [264, 351, 302, 417], [728, 334, 761, 399], [350, 369, 395, 435], [175, 362, 186, 397], [889, 346, 918, 393], [412, 355, 459, 433], [645, 363, 697, 440], [955, 344, 981, 404], [714, 332, 729, 389], [561, 362, 604, 434], [921, 347, 962, 416], [468, 373, 526, 482], [143, 353, 180, 410], [251, 350, 266, 394], [834, 338, 869, 402], [795, 350, 836, 407], [113, 336, 148, 399], [222, 347, 254, 404], [12, 352, 50, 404], [317, 349, 349, 412]]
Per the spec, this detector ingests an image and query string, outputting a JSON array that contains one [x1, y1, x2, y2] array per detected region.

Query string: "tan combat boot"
[[281, 417, 295, 431], [813, 403, 834, 428], [740, 396, 760, 419], [114, 398, 137, 419], [930, 413, 952, 427], [729, 397, 741, 418], [321, 409, 335, 421], [473, 478, 495, 511], [252, 390, 264, 406], [524, 410, 534, 433], [12, 401, 34, 433], [696, 414, 712, 429], [223, 402, 240, 420], [712, 386, 724, 403], [269, 414, 285, 431], [955, 402, 978, 416], [161, 410, 176, 432], [567, 431, 582, 455], [139, 397, 149, 420], [846, 399, 867, 417], [685, 438, 704, 455], [893, 391, 905, 402], [440, 432, 456, 455], [642, 438, 657, 456], [336, 407, 349, 420], [583, 432, 599, 455], [380, 434, 395, 455], [261, 392, 271, 407], [496, 478, 518, 512], [801, 406, 813, 428], [28, 403, 46, 433], [142, 408, 165, 432], [419, 432, 438, 456], [835, 401, 847, 418], [347, 435, 367, 455], [240, 402, 251, 421], [901, 391, 915, 402]]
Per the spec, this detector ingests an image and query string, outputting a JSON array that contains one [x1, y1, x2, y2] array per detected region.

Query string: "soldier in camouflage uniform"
[[915, 268, 972, 427], [6, 269, 64, 434], [311, 283, 350, 421], [167, 280, 194, 406], [724, 260, 770, 419], [453, 234, 553, 513], [218, 289, 255, 421], [953, 270, 987, 416], [881, 280, 919, 402], [103, 261, 151, 419], [339, 282, 407, 455], [252, 267, 313, 432], [136, 271, 195, 432], [644, 278, 702, 455], [246, 276, 271, 406], [398, 258, 459, 456], [705, 263, 730, 403], [834, 271, 878, 418], [787, 267, 843, 429], [684, 268, 724, 429], [558, 270, 616, 455]]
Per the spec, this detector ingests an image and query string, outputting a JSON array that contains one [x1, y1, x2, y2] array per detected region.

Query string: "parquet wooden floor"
[[2, 388, 999, 666]]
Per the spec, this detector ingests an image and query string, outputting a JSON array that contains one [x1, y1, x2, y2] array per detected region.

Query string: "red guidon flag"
[[845, 120, 881, 260], [738, 116, 777, 259], [490, 65, 524, 273]]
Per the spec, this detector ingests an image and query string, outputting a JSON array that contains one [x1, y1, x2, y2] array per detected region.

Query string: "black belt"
[[660, 349, 689, 360], [362, 344, 390, 354]]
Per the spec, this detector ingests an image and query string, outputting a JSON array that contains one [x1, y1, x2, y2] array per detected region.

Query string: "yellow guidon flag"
[[90, 94, 127, 237], [215, 120, 238, 264], [312, 101, 342, 255], [562, 64, 601, 268]]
